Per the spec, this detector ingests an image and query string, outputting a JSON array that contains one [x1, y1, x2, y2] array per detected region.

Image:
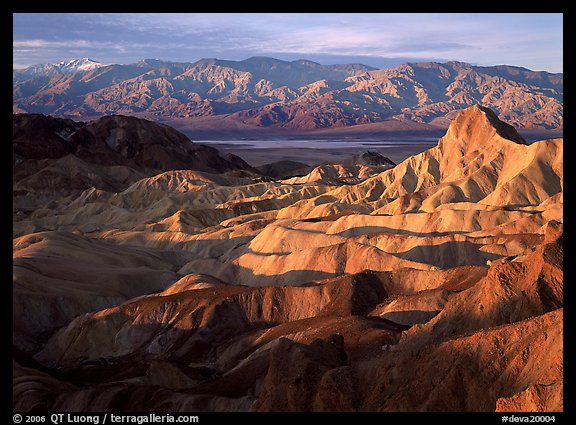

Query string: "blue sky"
[[13, 13, 563, 73]]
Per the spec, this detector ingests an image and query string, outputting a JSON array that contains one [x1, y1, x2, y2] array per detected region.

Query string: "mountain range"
[[13, 57, 563, 131]]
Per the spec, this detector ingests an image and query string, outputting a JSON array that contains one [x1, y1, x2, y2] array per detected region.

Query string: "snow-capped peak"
[[55, 58, 106, 73], [13, 58, 108, 81]]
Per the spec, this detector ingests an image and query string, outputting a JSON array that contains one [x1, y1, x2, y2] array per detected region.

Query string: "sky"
[[13, 13, 563, 73]]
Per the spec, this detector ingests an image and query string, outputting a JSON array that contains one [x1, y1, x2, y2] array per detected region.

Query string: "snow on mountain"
[[54, 58, 106, 73], [13, 58, 106, 80]]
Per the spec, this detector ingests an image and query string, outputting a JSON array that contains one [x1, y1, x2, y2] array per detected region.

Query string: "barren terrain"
[[14, 58, 563, 132], [13, 105, 563, 412]]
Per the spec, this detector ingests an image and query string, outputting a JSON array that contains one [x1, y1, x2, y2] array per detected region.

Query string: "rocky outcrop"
[[13, 113, 255, 173]]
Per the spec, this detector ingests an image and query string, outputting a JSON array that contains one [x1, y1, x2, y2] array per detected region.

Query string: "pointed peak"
[[444, 105, 526, 146]]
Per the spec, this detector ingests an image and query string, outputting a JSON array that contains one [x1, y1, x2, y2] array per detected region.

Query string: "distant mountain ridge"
[[13, 57, 563, 130], [13, 58, 105, 79]]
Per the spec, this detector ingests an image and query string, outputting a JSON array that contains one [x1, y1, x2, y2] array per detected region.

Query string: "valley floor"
[[198, 140, 437, 167]]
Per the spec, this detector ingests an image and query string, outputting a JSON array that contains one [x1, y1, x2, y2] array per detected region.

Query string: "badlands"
[[13, 105, 563, 412]]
